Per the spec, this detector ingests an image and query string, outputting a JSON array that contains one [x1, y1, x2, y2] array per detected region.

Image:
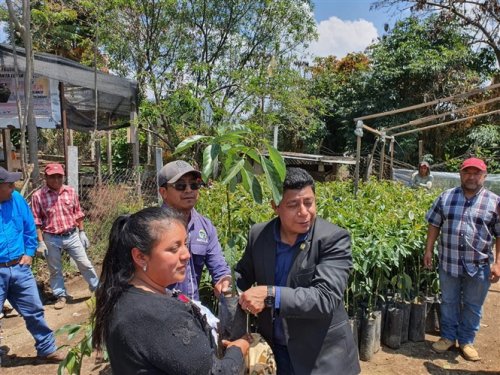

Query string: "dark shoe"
[[38, 350, 65, 363], [54, 296, 67, 310]]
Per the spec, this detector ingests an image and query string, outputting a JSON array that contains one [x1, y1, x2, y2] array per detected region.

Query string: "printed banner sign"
[[0, 66, 61, 129]]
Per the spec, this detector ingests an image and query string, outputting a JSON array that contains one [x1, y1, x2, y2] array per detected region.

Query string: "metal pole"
[[353, 121, 363, 196]]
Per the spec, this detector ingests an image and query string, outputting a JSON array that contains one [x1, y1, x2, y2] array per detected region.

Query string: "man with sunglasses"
[[158, 160, 231, 300]]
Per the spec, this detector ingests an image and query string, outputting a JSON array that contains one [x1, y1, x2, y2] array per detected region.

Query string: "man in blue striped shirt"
[[424, 157, 500, 362], [0, 167, 63, 362]]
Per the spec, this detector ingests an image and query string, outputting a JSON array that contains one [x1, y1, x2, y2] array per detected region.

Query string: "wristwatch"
[[264, 285, 275, 308]]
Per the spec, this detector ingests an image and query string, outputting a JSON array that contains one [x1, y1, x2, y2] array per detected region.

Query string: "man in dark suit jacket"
[[235, 168, 360, 375]]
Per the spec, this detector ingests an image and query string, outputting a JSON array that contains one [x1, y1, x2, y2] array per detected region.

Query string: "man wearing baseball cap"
[[424, 157, 500, 361], [31, 163, 99, 309], [158, 160, 231, 300], [0, 167, 64, 362]]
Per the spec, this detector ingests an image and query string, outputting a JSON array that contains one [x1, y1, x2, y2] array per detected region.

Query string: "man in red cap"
[[424, 157, 500, 361], [31, 163, 99, 309]]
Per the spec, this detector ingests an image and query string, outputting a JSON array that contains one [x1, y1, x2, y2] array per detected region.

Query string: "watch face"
[[265, 296, 275, 308]]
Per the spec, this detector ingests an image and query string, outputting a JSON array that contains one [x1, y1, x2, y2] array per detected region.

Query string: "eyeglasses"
[[166, 182, 203, 191]]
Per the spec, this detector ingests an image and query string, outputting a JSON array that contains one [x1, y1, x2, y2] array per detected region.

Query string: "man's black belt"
[[0, 256, 23, 268], [46, 228, 77, 237]]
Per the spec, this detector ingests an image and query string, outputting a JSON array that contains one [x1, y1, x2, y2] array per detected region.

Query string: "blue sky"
[[310, 0, 403, 58], [0, 1, 400, 58]]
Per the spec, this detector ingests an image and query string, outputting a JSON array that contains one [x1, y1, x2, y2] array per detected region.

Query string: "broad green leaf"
[[266, 145, 286, 181], [245, 149, 261, 164], [260, 155, 282, 203], [174, 135, 209, 154], [202, 144, 221, 181], [222, 158, 244, 185], [241, 167, 263, 204]]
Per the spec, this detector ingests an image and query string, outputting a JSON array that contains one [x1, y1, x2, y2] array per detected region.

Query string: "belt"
[[0, 256, 23, 268], [46, 228, 77, 237]]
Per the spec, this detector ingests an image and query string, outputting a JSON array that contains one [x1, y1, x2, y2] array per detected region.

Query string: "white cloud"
[[309, 16, 378, 58]]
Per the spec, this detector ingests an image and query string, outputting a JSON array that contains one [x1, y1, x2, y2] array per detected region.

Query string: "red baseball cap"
[[460, 157, 487, 172], [44, 163, 65, 176]]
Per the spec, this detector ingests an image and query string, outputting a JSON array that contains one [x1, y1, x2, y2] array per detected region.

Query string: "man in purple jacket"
[[158, 160, 231, 300]]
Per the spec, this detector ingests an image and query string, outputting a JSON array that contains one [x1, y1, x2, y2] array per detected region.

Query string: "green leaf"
[[260, 155, 283, 203], [266, 145, 286, 181], [174, 135, 209, 154], [202, 144, 221, 181], [222, 158, 244, 185], [241, 167, 263, 204]]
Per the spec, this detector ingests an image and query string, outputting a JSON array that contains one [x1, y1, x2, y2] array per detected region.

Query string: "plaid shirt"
[[31, 184, 85, 234], [426, 186, 500, 277]]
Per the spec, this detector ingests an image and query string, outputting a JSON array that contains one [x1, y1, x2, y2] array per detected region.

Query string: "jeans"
[[273, 343, 295, 375], [439, 265, 490, 345], [44, 231, 99, 297], [0, 263, 57, 356]]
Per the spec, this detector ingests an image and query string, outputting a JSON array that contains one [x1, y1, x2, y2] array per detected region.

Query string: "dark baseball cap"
[[0, 167, 21, 183], [158, 160, 201, 186]]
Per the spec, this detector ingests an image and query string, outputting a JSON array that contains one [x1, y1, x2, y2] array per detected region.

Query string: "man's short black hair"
[[283, 168, 315, 193]]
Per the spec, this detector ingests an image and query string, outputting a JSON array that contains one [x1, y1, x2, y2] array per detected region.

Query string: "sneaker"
[[54, 296, 67, 310], [38, 350, 65, 363], [460, 344, 480, 361], [432, 338, 455, 353]]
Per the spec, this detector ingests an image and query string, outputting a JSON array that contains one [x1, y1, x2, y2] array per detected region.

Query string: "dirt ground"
[[1, 277, 500, 375]]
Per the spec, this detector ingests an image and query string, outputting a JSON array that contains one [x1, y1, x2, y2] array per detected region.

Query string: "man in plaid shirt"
[[31, 163, 99, 309], [424, 157, 500, 361]]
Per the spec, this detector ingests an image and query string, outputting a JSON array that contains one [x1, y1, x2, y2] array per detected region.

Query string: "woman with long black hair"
[[92, 207, 249, 374]]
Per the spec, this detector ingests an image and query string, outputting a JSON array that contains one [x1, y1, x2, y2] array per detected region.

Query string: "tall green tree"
[[309, 16, 496, 161], [373, 0, 500, 81], [98, 0, 317, 152]]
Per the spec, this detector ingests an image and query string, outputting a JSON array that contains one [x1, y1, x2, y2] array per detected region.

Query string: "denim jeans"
[[273, 343, 295, 375], [0, 263, 57, 356], [43, 231, 99, 297], [439, 265, 490, 345]]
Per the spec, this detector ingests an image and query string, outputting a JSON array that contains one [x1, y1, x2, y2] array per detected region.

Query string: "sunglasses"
[[166, 182, 203, 191]]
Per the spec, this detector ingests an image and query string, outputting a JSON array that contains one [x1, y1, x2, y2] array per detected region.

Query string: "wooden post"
[[107, 130, 112, 174], [365, 138, 379, 181], [379, 136, 386, 180], [2, 129, 13, 171], [147, 130, 152, 165], [389, 138, 395, 180], [418, 140, 423, 162], [155, 147, 163, 205], [95, 139, 102, 185], [59, 82, 69, 176], [130, 106, 141, 196]]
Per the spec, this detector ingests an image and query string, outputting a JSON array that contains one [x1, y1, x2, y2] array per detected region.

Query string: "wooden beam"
[[386, 96, 500, 132], [354, 82, 500, 122], [362, 124, 383, 137], [393, 109, 500, 137]]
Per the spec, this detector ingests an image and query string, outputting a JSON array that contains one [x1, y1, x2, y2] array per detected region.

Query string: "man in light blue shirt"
[[0, 167, 63, 362]]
